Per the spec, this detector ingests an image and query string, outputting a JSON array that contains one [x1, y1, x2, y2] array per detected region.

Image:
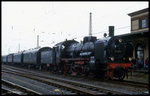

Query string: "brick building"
[[118, 8, 149, 67]]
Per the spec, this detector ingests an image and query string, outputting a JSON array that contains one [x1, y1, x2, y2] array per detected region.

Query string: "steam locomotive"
[[2, 27, 133, 80]]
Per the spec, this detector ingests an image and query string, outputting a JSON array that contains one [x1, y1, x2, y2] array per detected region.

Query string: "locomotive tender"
[[2, 26, 133, 80]]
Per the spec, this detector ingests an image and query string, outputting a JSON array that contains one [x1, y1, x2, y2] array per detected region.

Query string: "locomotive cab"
[[94, 37, 111, 76]]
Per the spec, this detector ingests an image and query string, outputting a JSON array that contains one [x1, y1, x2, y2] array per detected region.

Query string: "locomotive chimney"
[[89, 12, 92, 36], [109, 26, 114, 37]]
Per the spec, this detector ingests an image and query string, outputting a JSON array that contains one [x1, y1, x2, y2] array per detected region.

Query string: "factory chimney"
[[89, 12, 92, 36], [83, 12, 97, 43], [109, 26, 114, 37]]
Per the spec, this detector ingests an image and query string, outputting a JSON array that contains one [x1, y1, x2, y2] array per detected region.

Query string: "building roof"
[[117, 30, 149, 42], [128, 8, 149, 16]]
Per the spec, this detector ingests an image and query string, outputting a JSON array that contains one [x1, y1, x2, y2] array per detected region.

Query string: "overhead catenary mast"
[[89, 12, 92, 36], [8, 48, 10, 54], [18, 43, 20, 52], [37, 35, 39, 48]]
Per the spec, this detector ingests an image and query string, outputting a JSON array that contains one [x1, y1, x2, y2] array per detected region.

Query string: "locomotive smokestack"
[[109, 26, 114, 37], [89, 12, 92, 36]]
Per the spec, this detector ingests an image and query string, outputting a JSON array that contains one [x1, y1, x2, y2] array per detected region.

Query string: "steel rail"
[[2, 79, 42, 95], [2, 65, 148, 94], [3, 65, 148, 89], [2, 68, 127, 95], [2, 70, 104, 95], [2, 86, 23, 95]]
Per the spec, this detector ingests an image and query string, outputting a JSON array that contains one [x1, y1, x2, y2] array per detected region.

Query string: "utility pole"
[[8, 48, 10, 54], [18, 43, 20, 52], [89, 12, 92, 36]]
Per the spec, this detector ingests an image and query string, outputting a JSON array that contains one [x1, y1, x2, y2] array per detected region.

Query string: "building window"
[[141, 19, 146, 28], [131, 19, 139, 30]]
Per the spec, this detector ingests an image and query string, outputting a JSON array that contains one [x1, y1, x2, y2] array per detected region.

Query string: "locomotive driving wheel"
[[114, 71, 125, 80], [83, 65, 90, 76], [71, 64, 82, 76], [104, 73, 110, 80], [118, 73, 125, 80], [114, 66, 125, 80], [117, 69, 125, 80], [71, 67, 77, 76]]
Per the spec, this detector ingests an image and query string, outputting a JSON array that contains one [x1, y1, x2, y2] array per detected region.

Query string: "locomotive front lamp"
[[118, 39, 122, 43], [61, 45, 65, 49], [110, 57, 114, 61], [129, 57, 132, 61]]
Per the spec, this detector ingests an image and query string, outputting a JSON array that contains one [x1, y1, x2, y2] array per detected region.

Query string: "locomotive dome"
[[54, 39, 79, 47], [83, 36, 97, 43]]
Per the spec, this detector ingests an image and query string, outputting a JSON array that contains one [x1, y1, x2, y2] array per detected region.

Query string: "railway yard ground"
[[1, 64, 149, 95], [124, 69, 149, 84]]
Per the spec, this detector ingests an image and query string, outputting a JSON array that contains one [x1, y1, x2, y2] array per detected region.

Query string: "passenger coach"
[[23, 47, 54, 70], [7, 54, 14, 64], [2, 55, 7, 64], [13, 52, 23, 65]]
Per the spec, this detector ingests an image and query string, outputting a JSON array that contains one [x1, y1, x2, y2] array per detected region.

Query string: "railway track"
[[3, 65, 148, 89], [2, 79, 41, 95], [2, 69, 121, 95], [1, 86, 23, 95], [2, 65, 149, 95], [2, 66, 126, 95]]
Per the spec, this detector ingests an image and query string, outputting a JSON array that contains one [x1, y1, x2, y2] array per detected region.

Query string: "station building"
[[119, 8, 149, 66]]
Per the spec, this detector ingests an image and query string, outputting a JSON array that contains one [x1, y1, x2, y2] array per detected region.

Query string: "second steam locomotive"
[[2, 26, 133, 80]]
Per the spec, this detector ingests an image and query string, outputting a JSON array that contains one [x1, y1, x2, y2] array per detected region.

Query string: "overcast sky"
[[2, 1, 148, 55]]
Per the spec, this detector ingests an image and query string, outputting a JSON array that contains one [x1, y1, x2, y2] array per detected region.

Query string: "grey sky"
[[2, 1, 148, 55]]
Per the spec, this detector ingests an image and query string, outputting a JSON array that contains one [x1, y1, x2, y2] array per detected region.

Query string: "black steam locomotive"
[[54, 35, 133, 80], [2, 27, 133, 80]]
